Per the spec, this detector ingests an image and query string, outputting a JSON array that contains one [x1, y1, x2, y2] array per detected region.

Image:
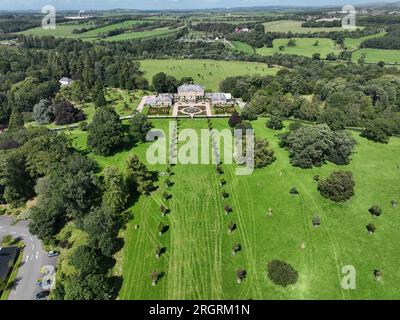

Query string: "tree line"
[[221, 60, 400, 143]]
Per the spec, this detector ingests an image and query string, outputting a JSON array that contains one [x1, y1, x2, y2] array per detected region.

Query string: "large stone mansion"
[[145, 84, 233, 107]]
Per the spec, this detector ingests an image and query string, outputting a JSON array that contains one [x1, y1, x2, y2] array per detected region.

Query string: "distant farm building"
[[235, 27, 250, 33]]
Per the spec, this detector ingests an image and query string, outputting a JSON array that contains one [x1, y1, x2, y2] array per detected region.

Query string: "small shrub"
[[79, 121, 88, 131], [290, 186, 299, 195], [312, 215, 321, 227], [367, 223, 376, 234], [369, 205, 382, 217]]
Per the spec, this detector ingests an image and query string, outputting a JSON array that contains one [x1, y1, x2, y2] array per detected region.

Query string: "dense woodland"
[[221, 61, 400, 142], [361, 25, 400, 49]]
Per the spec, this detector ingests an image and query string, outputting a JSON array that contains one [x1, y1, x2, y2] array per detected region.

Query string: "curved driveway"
[[0, 215, 57, 300]]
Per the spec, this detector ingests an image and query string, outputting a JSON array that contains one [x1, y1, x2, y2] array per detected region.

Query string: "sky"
[[0, 0, 394, 11]]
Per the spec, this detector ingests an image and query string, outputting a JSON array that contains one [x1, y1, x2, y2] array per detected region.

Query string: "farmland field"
[[78, 20, 143, 38], [231, 41, 255, 55], [18, 20, 174, 42], [352, 48, 400, 65], [103, 27, 183, 41], [263, 20, 349, 33], [344, 32, 386, 51], [68, 118, 400, 299], [257, 38, 342, 58], [18, 22, 96, 39], [139, 59, 279, 91]]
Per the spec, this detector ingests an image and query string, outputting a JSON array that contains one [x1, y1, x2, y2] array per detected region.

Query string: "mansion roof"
[[178, 84, 205, 93]]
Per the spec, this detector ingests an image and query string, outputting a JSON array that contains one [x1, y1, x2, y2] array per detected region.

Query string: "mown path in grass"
[[118, 118, 400, 300]]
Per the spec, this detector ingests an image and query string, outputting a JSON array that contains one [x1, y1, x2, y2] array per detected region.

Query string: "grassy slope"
[[18, 20, 171, 42], [352, 49, 400, 65], [257, 38, 342, 58], [79, 20, 142, 38], [231, 41, 255, 55], [139, 59, 279, 91], [18, 22, 96, 39], [344, 32, 387, 51], [103, 27, 183, 42], [69, 118, 400, 300]]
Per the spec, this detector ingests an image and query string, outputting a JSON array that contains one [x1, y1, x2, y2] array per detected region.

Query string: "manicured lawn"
[[139, 59, 279, 91], [257, 38, 342, 58], [352, 48, 400, 65], [263, 20, 350, 33], [70, 117, 400, 299]]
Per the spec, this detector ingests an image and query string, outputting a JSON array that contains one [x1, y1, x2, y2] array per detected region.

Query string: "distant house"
[[0, 246, 18, 282], [177, 84, 205, 101], [59, 77, 74, 87], [235, 27, 250, 33], [205, 93, 233, 105], [146, 94, 173, 107]]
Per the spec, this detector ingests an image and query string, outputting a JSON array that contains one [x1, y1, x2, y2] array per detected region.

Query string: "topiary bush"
[[267, 260, 299, 287], [318, 171, 355, 202]]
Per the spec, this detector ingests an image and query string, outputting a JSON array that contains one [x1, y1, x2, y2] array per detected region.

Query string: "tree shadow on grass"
[[110, 276, 123, 300]]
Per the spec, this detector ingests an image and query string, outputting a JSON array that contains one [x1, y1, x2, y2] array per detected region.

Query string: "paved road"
[[0, 216, 57, 300]]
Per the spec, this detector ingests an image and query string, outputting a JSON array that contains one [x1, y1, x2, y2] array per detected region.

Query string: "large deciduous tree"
[[126, 155, 155, 195], [87, 107, 126, 156], [102, 166, 128, 214], [282, 124, 355, 168], [318, 171, 355, 202], [84, 206, 119, 257], [32, 99, 55, 125], [129, 113, 152, 143], [54, 100, 85, 125]]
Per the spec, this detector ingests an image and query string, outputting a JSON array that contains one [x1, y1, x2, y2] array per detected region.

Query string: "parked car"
[[36, 279, 51, 288], [47, 250, 60, 257], [35, 291, 50, 300]]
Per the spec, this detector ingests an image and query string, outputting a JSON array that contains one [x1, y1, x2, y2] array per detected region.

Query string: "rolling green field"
[[231, 41, 255, 55], [18, 22, 96, 39], [257, 38, 342, 58], [263, 20, 348, 33], [103, 27, 183, 42], [69, 118, 400, 299], [139, 59, 279, 91], [352, 48, 400, 65], [78, 20, 143, 38], [344, 32, 386, 51], [18, 20, 176, 42]]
